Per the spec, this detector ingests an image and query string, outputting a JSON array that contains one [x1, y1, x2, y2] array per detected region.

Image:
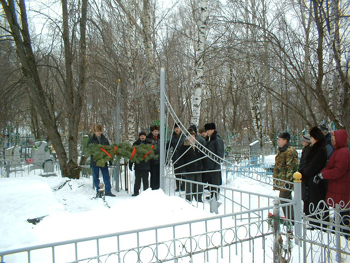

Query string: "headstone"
[[249, 140, 259, 165], [5, 146, 21, 166], [32, 141, 51, 169], [242, 128, 249, 144], [32, 141, 56, 176]]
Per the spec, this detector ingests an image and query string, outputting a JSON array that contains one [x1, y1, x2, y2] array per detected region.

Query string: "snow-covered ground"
[[1, 161, 349, 263]]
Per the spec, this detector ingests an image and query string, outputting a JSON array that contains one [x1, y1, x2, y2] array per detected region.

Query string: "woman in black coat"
[[299, 127, 328, 227]]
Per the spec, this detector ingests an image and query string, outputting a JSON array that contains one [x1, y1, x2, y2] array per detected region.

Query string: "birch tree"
[[190, 0, 208, 126]]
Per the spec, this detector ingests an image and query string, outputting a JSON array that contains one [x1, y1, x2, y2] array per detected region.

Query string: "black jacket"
[[87, 133, 110, 167], [300, 139, 328, 205], [204, 131, 225, 170], [129, 139, 151, 171], [325, 132, 334, 160], [298, 145, 312, 172], [146, 133, 160, 165], [179, 140, 204, 173], [167, 132, 186, 167]]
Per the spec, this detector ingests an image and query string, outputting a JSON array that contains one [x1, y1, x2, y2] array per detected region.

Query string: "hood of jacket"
[[334, 130, 348, 149]]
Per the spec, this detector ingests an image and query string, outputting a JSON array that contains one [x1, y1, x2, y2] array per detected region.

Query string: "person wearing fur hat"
[[313, 129, 350, 239], [129, 131, 151, 196], [203, 122, 225, 199], [299, 127, 328, 228], [167, 123, 186, 191], [273, 131, 299, 221], [299, 134, 312, 172], [146, 125, 160, 190], [87, 125, 116, 197]]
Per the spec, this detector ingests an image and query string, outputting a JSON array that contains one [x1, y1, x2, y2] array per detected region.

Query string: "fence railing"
[[1, 163, 349, 262], [0, 203, 278, 263]]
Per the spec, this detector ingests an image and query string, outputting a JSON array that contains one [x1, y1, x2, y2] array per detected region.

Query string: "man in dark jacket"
[[203, 123, 225, 199], [179, 128, 204, 202], [87, 125, 116, 197], [129, 131, 151, 196], [167, 123, 186, 191], [319, 123, 334, 161], [146, 125, 160, 190]]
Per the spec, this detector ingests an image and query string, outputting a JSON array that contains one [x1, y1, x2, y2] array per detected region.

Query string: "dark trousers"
[[134, 169, 149, 195], [207, 170, 222, 198], [279, 191, 294, 221], [150, 164, 160, 190], [92, 166, 111, 194], [185, 173, 203, 202]]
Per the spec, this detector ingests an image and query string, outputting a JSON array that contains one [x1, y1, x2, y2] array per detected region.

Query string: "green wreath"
[[86, 142, 158, 167]]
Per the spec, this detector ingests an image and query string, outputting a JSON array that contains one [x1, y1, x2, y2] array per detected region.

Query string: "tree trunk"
[[191, 0, 208, 126]]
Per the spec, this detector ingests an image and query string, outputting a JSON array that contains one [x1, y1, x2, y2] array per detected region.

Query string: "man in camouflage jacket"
[[273, 132, 299, 220]]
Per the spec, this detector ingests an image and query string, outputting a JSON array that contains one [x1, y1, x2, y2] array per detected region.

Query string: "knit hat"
[[189, 124, 197, 134], [278, 131, 291, 141], [310, 127, 324, 141], [139, 131, 147, 137], [302, 134, 311, 144], [204, 123, 216, 131]]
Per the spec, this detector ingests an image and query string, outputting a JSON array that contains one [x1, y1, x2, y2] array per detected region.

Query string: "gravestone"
[[5, 146, 21, 166], [4, 146, 22, 177], [249, 140, 259, 165], [32, 141, 56, 176]]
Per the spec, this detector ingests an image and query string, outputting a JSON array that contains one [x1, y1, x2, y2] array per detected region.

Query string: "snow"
[[2, 165, 348, 262], [0, 168, 275, 250], [0, 174, 219, 252]]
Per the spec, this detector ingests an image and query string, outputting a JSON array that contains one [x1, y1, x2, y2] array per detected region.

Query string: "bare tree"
[[0, 0, 88, 178]]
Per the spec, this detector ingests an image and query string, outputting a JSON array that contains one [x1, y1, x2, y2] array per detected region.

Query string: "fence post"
[[273, 197, 281, 263], [334, 204, 341, 262], [293, 172, 302, 245]]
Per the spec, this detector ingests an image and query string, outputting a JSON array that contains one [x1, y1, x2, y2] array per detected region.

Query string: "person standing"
[[146, 125, 160, 190], [299, 134, 312, 172], [198, 126, 209, 185], [129, 131, 150, 196], [319, 123, 334, 161], [273, 132, 299, 221], [313, 129, 350, 238], [203, 123, 225, 199], [87, 125, 116, 197], [189, 124, 206, 146], [198, 127, 208, 139], [179, 128, 204, 202], [299, 127, 328, 227], [168, 123, 186, 191]]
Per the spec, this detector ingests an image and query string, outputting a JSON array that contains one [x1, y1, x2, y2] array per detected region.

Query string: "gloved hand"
[[313, 173, 323, 184]]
